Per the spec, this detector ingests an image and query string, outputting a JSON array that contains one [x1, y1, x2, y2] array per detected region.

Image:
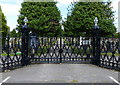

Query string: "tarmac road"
[[1, 64, 119, 84]]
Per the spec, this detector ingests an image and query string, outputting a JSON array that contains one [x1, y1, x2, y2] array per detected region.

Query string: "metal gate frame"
[[29, 37, 93, 64]]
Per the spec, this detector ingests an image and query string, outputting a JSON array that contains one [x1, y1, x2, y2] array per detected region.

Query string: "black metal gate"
[[29, 37, 93, 64], [1, 17, 120, 72], [1, 36, 120, 72]]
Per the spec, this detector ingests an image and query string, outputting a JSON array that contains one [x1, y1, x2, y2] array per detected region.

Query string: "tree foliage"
[[0, 6, 10, 46], [63, 1, 116, 37], [10, 29, 20, 37], [0, 6, 9, 38], [17, 1, 62, 37], [114, 32, 120, 38]]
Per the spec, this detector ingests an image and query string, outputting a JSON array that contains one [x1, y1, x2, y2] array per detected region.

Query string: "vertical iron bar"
[[6, 34, 10, 70], [96, 35, 101, 66], [60, 37, 62, 63]]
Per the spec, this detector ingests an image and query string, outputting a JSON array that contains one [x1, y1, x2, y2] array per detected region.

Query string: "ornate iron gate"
[[0, 36, 120, 72], [29, 37, 93, 64]]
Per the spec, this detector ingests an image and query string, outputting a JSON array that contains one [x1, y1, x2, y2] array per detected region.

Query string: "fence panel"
[[0, 37, 22, 72], [0, 36, 119, 72], [29, 37, 93, 64], [100, 37, 120, 71]]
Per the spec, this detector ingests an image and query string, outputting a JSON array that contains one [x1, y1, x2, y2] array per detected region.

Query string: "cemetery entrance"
[[1, 36, 119, 72], [1, 17, 119, 72], [29, 37, 93, 64]]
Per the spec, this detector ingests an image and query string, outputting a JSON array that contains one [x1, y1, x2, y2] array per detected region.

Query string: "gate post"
[[21, 17, 30, 66], [92, 17, 101, 66], [59, 37, 63, 63]]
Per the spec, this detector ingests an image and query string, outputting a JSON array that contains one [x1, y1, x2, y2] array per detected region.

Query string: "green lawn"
[[101, 53, 120, 56], [1, 52, 21, 56]]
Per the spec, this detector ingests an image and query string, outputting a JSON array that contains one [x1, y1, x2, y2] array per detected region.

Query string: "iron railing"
[[100, 37, 120, 70], [0, 36, 120, 72], [0, 37, 22, 72], [29, 37, 93, 64]]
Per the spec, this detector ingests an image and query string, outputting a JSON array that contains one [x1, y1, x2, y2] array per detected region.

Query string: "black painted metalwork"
[[92, 28, 101, 66], [29, 37, 93, 64], [21, 24, 30, 66], [29, 33, 39, 54], [92, 17, 101, 66], [0, 36, 120, 72], [21, 17, 30, 66], [100, 37, 120, 70], [0, 36, 22, 72]]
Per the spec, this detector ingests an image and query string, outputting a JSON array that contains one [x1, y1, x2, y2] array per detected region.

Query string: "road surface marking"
[[0, 77, 10, 85], [108, 76, 120, 85]]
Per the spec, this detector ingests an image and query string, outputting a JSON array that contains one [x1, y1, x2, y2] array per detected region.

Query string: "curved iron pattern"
[[100, 37, 120, 71], [0, 36, 120, 72], [29, 37, 93, 64], [0, 37, 22, 72]]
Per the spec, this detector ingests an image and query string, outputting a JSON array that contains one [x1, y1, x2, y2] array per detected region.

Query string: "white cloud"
[[111, 0, 118, 12], [0, 3, 21, 16], [57, 0, 74, 5], [110, 0, 119, 31], [56, 0, 80, 7], [0, 0, 22, 30], [16, 0, 24, 4]]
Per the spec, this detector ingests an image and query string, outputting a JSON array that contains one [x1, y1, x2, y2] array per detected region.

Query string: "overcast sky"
[[0, 0, 119, 32]]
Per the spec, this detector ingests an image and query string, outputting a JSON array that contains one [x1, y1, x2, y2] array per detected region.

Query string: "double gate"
[[29, 37, 93, 64], [1, 36, 120, 72]]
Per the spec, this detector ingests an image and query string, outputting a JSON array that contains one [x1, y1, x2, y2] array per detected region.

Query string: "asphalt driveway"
[[1, 64, 119, 84]]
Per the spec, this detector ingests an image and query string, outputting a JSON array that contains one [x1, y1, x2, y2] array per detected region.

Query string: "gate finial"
[[23, 17, 28, 25], [94, 17, 98, 26]]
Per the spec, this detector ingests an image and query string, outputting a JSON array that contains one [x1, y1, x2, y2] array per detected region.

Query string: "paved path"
[[1, 64, 119, 84]]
